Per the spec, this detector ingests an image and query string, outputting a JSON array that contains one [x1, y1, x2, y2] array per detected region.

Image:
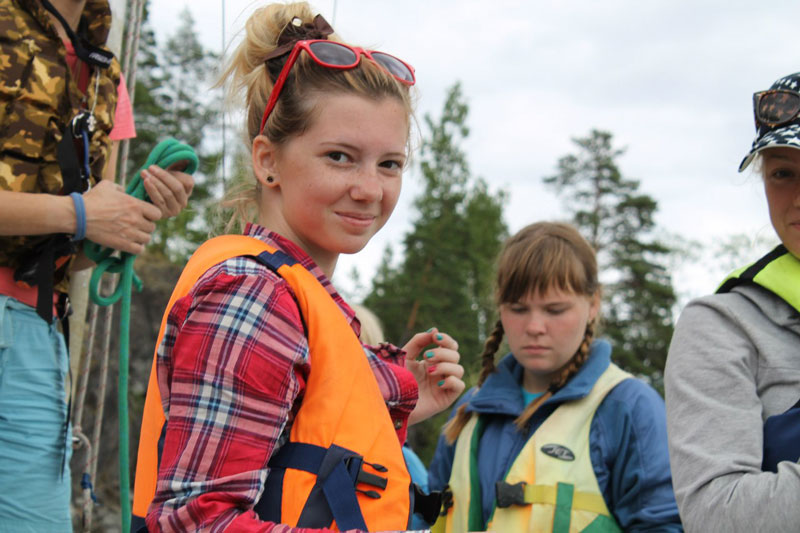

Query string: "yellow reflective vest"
[[434, 363, 630, 533], [717, 244, 800, 312]]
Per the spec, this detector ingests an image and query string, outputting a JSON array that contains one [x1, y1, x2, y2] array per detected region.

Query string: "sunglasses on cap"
[[753, 89, 800, 132], [259, 39, 416, 133]]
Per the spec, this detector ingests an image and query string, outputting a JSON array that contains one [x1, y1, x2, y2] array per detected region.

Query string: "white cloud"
[[146, 0, 798, 301]]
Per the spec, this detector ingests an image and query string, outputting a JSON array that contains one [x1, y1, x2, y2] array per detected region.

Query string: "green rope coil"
[[84, 138, 198, 533]]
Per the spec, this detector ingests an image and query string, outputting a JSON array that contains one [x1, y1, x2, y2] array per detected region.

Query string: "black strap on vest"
[[255, 249, 297, 270], [412, 482, 444, 525], [38, 0, 114, 69], [256, 441, 381, 530], [717, 244, 788, 294]]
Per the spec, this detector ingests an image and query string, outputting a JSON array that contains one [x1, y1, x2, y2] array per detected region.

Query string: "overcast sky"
[[146, 0, 796, 307]]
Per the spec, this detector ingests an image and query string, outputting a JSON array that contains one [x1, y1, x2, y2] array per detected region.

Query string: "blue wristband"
[[69, 192, 86, 242]]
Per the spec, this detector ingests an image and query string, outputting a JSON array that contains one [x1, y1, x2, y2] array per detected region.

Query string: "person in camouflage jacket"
[[0, 1, 194, 530]]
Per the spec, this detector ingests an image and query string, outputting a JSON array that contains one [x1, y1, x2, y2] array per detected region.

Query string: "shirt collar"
[[467, 339, 613, 416], [243, 223, 359, 334]]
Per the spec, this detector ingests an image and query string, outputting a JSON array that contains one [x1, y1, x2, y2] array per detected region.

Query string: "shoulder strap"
[[38, 0, 114, 68], [717, 244, 788, 294]]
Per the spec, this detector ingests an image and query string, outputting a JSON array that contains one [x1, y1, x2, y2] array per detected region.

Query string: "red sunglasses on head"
[[259, 39, 416, 132], [753, 89, 800, 132]]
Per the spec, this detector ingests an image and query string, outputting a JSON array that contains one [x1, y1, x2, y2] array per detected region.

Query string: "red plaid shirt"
[[146, 225, 419, 532]]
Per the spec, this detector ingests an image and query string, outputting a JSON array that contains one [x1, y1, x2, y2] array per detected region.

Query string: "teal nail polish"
[[425, 351, 434, 359], [426, 327, 434, 332], [437, 380, 445, 387], [436, 334, 443, 341]]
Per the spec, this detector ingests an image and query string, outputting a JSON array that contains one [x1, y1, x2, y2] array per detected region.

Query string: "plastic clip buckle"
[[495, 481, 527, 508]]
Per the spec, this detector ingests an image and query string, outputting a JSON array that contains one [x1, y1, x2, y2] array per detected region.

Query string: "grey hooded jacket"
[[665, 283, 800, 532]]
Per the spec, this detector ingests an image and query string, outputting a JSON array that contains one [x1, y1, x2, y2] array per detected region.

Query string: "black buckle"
[[495, 481, 526, 508], [412, 483, 443, 525], [345, 456, 388, 499], [357, 466, 388, 490], [439, 487, 453, 516]]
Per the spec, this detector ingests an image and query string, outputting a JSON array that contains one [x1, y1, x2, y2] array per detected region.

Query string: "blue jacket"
[[428, 340, 682, 532]]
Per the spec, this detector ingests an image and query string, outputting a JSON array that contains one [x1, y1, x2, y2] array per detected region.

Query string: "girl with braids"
[[428, 222, 681, 533], [133, 2, 465, 532]]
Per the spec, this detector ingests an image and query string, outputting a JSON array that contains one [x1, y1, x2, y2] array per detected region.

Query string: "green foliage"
[[544, 129, 677, 390], [364, 83, 508, 462], [127, 5, 222, 263]]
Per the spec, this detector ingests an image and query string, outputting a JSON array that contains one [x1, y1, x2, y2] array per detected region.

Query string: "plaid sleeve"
[[147, 258, 329, 532], [365, 343, 419, 444]]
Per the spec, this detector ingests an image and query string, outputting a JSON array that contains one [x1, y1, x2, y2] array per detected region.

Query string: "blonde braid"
[[477, 320, 504, 387], [513, 320, 595, 431], [442, 320, 505, 444], [551, 319, 595, 391]]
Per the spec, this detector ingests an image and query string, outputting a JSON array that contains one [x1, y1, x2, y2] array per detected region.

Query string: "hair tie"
[[264, 14, 335, 62]]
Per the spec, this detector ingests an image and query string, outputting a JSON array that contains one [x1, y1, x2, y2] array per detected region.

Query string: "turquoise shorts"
[[0, 295, 73, 532]]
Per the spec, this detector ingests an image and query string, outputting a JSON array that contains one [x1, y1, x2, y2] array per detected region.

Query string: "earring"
[[266, 176, 274, 183]]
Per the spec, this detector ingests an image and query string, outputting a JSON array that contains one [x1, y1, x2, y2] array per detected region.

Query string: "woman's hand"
[[82, 179, 161, 254], [141, 163, 194, 219], [404, 328, 465, 426]]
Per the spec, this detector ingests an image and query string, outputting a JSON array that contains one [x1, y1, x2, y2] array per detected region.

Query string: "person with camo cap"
[[666, 71, 800, 532], [0, 1, 193, 530]]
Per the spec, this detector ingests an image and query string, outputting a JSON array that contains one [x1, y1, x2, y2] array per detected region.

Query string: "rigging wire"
[[71, 0, 147, 531], [117, 0, 146, 184], [221, 0, 226, 186]]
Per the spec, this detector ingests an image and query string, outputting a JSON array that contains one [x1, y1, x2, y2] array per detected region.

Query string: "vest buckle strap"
[[353, 460, 388, 490], [495, 481, 527, 508], [439, 487, 453, 516], [412, 483, 443, 525], [265, 442, 392, 530]]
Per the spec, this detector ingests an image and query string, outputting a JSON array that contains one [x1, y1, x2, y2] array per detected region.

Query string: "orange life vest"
[[132, 235, 412, 531]]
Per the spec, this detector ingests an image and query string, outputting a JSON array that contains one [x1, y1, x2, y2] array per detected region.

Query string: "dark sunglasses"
[[753, 89, 800, 131], [259, 39, 416, 132]]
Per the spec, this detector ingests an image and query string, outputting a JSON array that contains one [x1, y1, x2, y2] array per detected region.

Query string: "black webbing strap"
[[38, 0, 114, 69], [717, 244, 788, 294]]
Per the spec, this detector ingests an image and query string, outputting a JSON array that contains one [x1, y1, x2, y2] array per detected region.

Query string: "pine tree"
[[365, 83, 508, 460], [544, 129, 677, 389]]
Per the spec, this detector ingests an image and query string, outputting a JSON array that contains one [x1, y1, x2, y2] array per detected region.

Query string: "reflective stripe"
[[582, 514, 624, 533], [552, 483, 574, 533], [525, 484, 611, 516], [467, 416, 486, 532]]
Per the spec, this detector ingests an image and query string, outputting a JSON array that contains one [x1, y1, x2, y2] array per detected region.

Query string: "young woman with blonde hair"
[[132, 3, 464, 531], [428, 222, 681, 532]]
